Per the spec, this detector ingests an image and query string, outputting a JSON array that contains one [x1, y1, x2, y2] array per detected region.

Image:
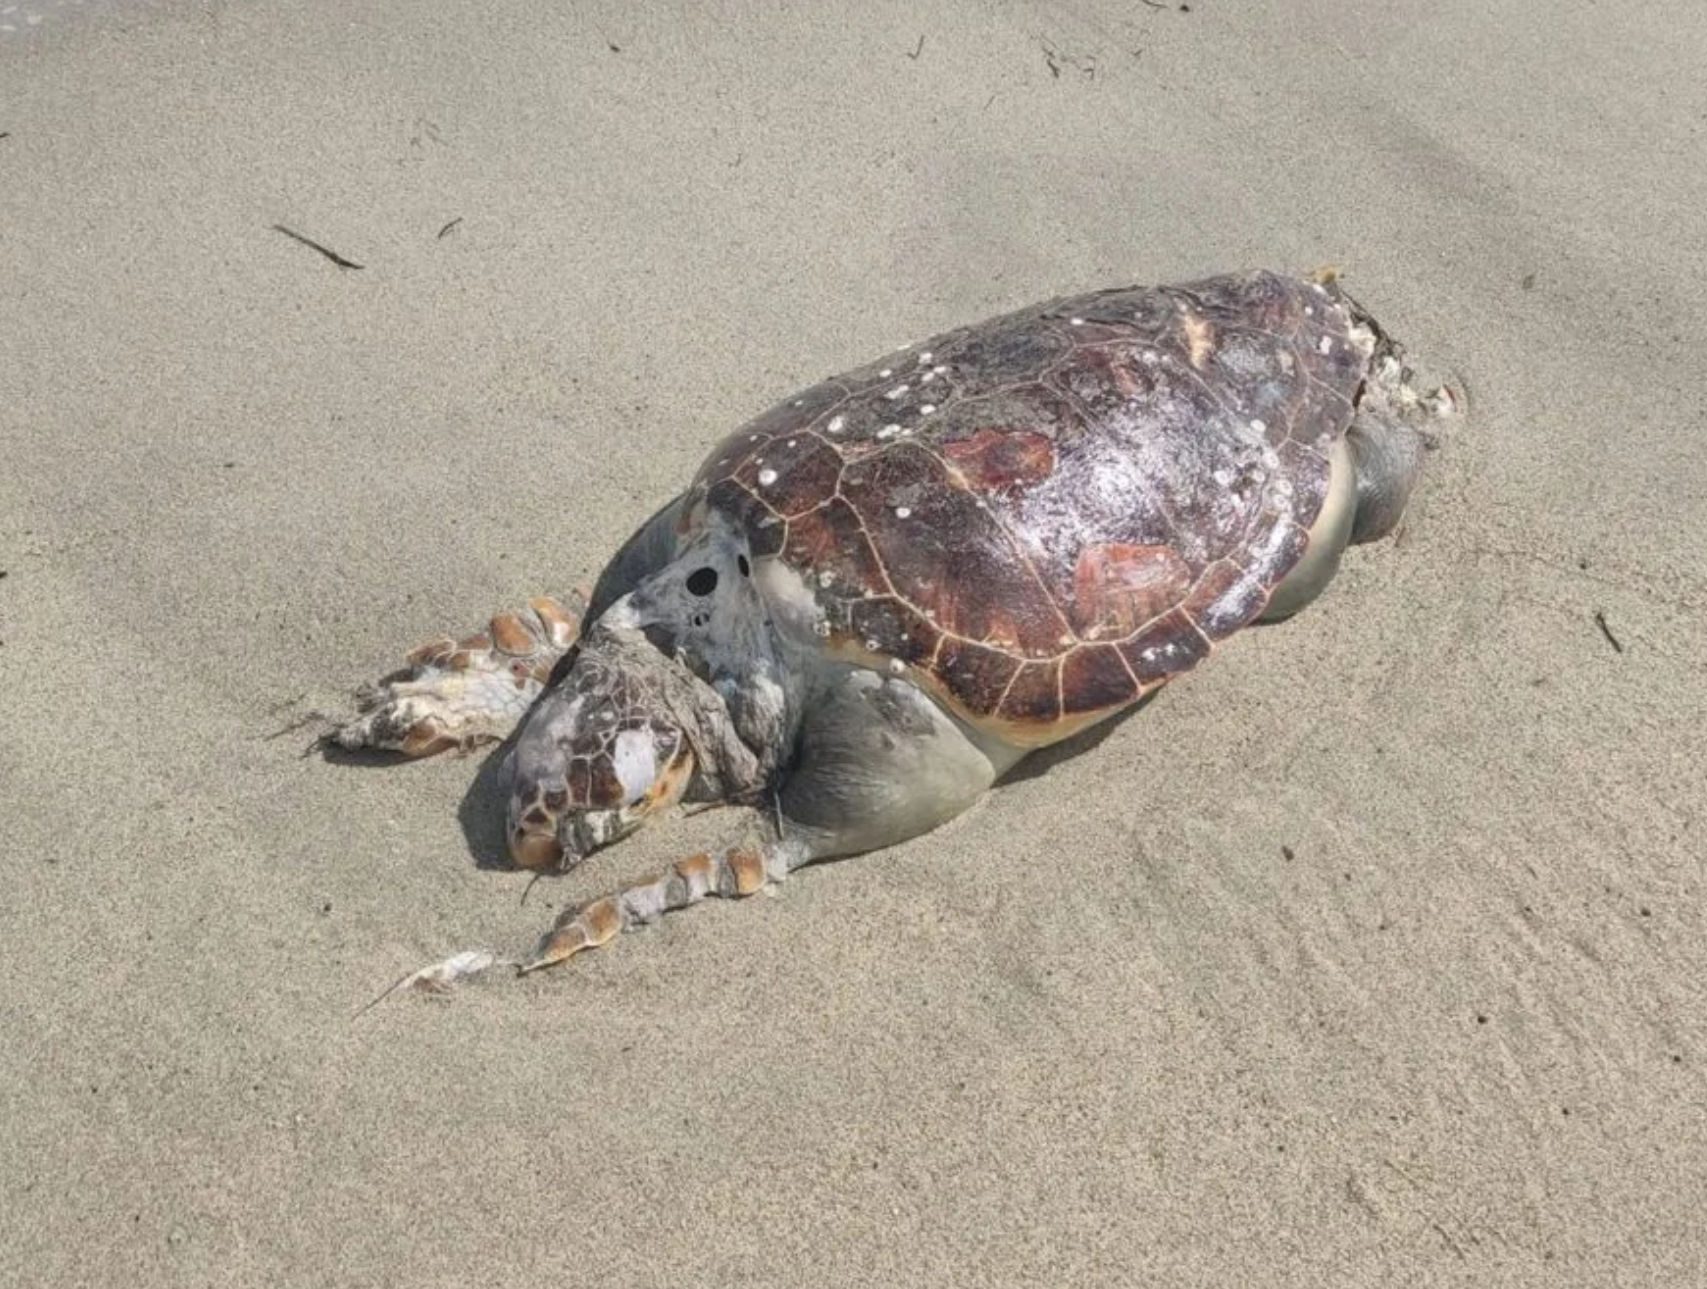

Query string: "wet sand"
[[3, 2, 1704, 1284]]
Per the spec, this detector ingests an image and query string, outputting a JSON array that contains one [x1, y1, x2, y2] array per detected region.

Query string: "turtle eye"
[[737, 554, 751, 577], [685, 567, 718, 597]]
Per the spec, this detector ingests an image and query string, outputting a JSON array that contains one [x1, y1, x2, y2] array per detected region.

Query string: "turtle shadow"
[[455, 737, 522, 871], [313, 741, 408, 768], [996, 690, 1156, 786], [1000, 615, 1322, 788]]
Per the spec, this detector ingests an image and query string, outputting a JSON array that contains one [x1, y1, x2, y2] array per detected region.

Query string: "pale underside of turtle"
[[331, 270, 1457, 986]]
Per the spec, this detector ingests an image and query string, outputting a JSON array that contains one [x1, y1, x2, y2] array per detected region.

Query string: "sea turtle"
[[333, 269, 1457, 976]]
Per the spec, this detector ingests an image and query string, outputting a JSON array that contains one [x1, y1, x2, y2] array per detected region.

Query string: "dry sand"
[[3, 1, 1705, 1284]]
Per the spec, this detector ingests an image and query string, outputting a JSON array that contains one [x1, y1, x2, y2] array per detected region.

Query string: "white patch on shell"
[[1249, 418, 1266, 434], [612, 730, 658, 805], [887, 658, 905, 674], [878, 424, 901, 439], [918, 351, 933, 364], [827, 415, 846, 433], [879, 368, 893, 378], [919, 403, 937, 415], [757, 467, 779, 486], [895, 506, 912, 518], [754, 553, 829, 644], [1318, 336, 1333, 355], [818, 569, 835, 587], [887, 385, 909, 400], [1069, 316, 1085, 326]]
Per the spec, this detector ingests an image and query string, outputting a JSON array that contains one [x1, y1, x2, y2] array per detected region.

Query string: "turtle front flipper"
[[331, 591, 586, 756], [518, 842, 789, 973]]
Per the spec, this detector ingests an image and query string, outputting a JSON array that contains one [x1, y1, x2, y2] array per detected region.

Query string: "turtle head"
[[504, 526, 778, 871], [503, 638, 699, 871]]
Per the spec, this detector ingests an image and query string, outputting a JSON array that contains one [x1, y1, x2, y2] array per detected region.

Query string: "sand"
[[3, 1, 1704, 1284]]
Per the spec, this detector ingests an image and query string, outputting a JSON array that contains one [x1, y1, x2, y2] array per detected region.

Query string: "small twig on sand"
[[906, 34, 925, 60], [1593, 610, 1624, 654], [270, 223, 364, 270], [519, 872, 546, 907], [436, 216, 463, 239]]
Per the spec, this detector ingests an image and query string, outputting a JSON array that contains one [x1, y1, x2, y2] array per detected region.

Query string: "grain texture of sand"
[[3, 2, 1704, 1285]]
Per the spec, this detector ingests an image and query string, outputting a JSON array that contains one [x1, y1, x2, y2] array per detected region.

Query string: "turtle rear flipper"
[[1347, 350, 1462, 545], [330, 591, 586, 756]]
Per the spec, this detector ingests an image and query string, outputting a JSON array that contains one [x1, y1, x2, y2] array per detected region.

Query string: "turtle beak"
[[508, 795, 570, 871], [511, 832, 565, 871], [505, 803, 621, 872]]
